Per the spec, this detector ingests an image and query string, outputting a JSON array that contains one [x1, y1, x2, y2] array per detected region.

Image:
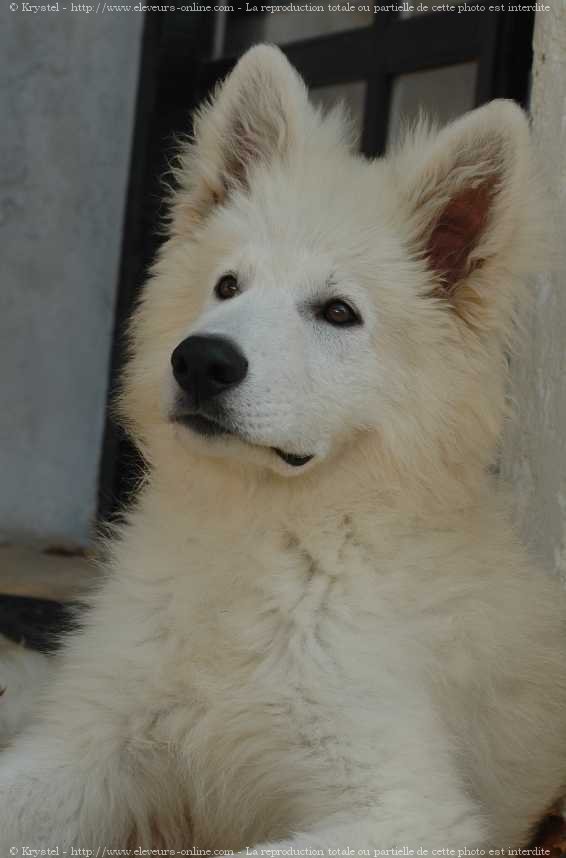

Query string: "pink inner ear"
[[427, 179, 495, 293], [222, 114, 257, 190]]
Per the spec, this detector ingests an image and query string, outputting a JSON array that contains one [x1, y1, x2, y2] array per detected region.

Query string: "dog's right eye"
[[215, 274, 240, 301]]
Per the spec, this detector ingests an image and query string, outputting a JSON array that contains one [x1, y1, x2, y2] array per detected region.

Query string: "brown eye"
[[215, 274, 239, 300], [323, 300, 361, 327]]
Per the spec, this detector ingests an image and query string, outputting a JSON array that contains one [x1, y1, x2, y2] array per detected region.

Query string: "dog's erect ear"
[[394, 101, 539, 323], [173, 45, 310, 229]]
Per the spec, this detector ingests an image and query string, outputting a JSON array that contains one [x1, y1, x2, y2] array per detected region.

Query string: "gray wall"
[[0, 11, 143, 550], [502, 6, 566, 584]]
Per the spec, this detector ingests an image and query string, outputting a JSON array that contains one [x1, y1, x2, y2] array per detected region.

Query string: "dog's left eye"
[[215, 274, 240, 300], [322, 300, 361, 327]]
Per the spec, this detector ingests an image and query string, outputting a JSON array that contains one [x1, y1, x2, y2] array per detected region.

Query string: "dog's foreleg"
[[248, 783, 485, 854], [0, 729, 184, 852], [248, 794, 485, 855], [0, 733, 136, 850], [247, 690, 487, 854]]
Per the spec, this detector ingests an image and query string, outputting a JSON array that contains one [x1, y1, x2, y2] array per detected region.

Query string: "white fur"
[[1, 45, 565, 854], [0, 637, 52, 750]]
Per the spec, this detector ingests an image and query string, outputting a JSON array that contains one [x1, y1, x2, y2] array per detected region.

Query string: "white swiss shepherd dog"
[[2, 45, 566, 854]]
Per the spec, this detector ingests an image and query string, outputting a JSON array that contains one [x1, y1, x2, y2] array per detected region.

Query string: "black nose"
[[171, 335, 248, 406]]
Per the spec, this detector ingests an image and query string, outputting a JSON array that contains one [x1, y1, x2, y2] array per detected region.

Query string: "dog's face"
[[158, 175, 422, 476], [122, 46, 541, 480], [168, 232, 385, 472]]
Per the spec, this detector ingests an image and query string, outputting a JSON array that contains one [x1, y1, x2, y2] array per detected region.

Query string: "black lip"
[[174, 413, 230, 438], [273, 449, 314, 467], [174, 413, 314, 467]]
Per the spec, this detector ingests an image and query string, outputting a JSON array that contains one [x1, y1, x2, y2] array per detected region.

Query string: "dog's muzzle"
[[170, 335, 314, 468]]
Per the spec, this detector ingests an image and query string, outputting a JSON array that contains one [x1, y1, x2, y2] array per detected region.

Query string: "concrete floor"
[[0, 544, 101, 601]]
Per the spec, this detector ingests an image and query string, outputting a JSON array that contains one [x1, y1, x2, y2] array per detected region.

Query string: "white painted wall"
[[0, 11, 143, 550], [502, 5, 566, 584]]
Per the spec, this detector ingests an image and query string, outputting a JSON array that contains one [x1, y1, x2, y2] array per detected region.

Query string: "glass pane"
[[387, 62, 477, 149], [222, 6, 373, 56], [401, 1, 468, 16], [310, 82, 367, 147]]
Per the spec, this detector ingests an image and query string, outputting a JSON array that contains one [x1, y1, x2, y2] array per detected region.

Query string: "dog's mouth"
[[175, 413, 226, 438], [272, 449, 313, 467], [173, 412, 314, 468]]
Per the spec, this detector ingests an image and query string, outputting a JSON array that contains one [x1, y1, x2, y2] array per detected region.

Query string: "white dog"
[[2, 45, 566, 854]]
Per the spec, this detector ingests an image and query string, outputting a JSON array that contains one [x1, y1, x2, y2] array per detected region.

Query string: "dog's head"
[[121, 46, 544, 484]]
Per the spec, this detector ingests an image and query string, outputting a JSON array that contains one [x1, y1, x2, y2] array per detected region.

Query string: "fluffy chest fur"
[[77, 480, 562, 851], [93, 496, 484, 845]]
